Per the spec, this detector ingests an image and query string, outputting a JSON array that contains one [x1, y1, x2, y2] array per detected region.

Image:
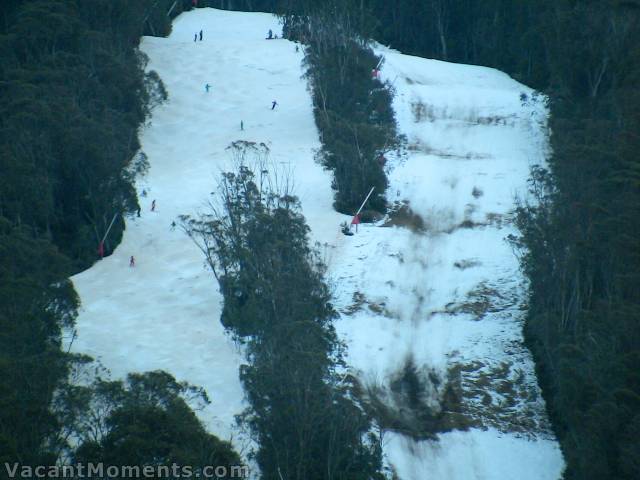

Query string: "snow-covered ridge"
[[70, 8, 563, 479]]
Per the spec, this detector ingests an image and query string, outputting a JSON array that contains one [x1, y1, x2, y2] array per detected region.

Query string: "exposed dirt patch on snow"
[[358, 356, 474, 441], [383, 202, 427, 233], [444, 282, 506, 320], [453, 258, 482, 270]]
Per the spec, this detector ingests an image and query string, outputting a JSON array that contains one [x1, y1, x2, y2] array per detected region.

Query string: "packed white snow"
[[70, 7, 563, 479]]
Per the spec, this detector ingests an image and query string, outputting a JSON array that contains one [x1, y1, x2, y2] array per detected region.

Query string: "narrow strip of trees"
[[182, 143, 384, 479], [276, 1, 398, 215]]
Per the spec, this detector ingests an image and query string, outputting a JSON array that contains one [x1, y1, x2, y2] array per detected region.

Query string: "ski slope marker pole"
[[351, 187, 375, 231], [101, 213, 118, 244], [97, 213, 117, 258], [167, 0, 178, 16], [355, 187, 375, 218]]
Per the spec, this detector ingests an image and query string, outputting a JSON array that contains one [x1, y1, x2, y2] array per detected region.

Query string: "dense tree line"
[[300, 15, 396, 214], [183, 144, 384, 479], [1, 0, 238, 470]]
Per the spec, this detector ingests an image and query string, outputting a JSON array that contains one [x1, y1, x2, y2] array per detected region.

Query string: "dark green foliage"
[[0, 223, 78, 466], [208, 173, 331, 337], [68, 371, 239, 469], [305, 42, 395, 214], [0, 0, 172, 267], [183, 155, 384, 479], [0, 0, 173, 467], [300, 6, 397, 215]]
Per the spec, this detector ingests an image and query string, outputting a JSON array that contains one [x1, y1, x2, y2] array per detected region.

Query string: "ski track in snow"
[[70, 8, 563, 479]]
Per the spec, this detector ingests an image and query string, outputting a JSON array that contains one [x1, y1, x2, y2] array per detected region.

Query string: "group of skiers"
[[201, 28, 283, 113], [122, 26, 307, 268], [127, 198, 158, 267]]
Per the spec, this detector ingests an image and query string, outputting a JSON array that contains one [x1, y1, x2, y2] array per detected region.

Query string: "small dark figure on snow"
[[267, 29, 273, 39], [341, 222, 354, 236], [240, 120, 244, 131], [199, 30, 203, 41], [295, 45, 299, 53], [170, 221, 176, 231], [194, 33, 197, 42], [151, 199, 156, 211], [271, 100, 277, 110], [205, 83, 211, 92], [141, 189, 147, 197], [136, 206, 141, 217], [129, 256, 135, 267]]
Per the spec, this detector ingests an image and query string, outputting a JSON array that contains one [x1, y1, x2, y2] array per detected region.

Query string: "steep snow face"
[[70, 7, 563, 479], [326, 46, 564, 478]]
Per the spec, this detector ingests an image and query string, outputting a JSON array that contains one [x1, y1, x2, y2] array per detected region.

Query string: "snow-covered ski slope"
[[332, 47, 565, 479], [70, 8, 563, 479]]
